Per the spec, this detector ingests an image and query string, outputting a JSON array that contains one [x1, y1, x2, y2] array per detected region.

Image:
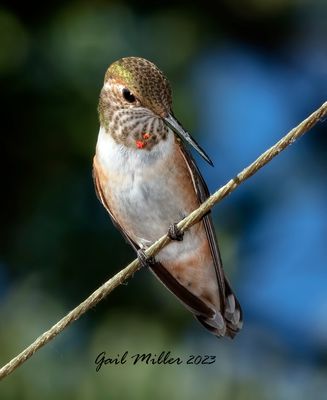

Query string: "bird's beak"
[[163, 113, 213, 166]]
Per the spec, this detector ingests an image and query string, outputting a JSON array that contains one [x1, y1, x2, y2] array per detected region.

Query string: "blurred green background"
[[1, 0, 326, 399]]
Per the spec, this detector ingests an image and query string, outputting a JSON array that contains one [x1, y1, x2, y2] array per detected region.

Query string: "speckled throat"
[[99, 84, 169, 150]]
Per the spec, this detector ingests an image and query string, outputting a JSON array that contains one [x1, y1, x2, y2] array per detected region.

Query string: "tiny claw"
[[168, 223, 184, 241], [137, 249, 156, 268]]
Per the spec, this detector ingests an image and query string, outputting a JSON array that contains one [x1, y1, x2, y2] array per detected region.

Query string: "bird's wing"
[[177, 146, 225, 297], [176, 144, 243, 337]]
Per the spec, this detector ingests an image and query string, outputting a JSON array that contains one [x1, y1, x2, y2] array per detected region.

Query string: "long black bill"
[[163, 113, 214, 166]]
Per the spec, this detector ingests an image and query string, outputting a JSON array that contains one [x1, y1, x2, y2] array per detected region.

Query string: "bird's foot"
[[137, 249, 156, 268], [168, 223, 184, 241]]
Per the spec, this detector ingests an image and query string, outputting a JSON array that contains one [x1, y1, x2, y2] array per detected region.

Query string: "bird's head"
[[99, 57, 212, 164]]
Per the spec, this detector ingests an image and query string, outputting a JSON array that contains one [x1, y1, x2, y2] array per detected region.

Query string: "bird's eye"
[[122, 88, 136, 103]]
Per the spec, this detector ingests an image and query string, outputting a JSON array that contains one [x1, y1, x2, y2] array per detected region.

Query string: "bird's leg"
[[137, 249, 156, 268], [168, 223, 184, 241]]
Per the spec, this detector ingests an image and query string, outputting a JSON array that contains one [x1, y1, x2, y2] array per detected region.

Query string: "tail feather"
[[196, 280, 242, 339], [222, 278, 243, 337]]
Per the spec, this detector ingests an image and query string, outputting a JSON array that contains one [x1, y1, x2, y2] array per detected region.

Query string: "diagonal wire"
[[0, 101, 326, 381]]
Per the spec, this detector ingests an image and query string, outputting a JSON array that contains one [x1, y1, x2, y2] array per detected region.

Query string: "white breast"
[[96, 127, 191, 246], [96, 126, 174, 174]]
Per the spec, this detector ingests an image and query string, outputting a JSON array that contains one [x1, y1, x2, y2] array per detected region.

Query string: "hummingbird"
[[93, 57, 242, 338]]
